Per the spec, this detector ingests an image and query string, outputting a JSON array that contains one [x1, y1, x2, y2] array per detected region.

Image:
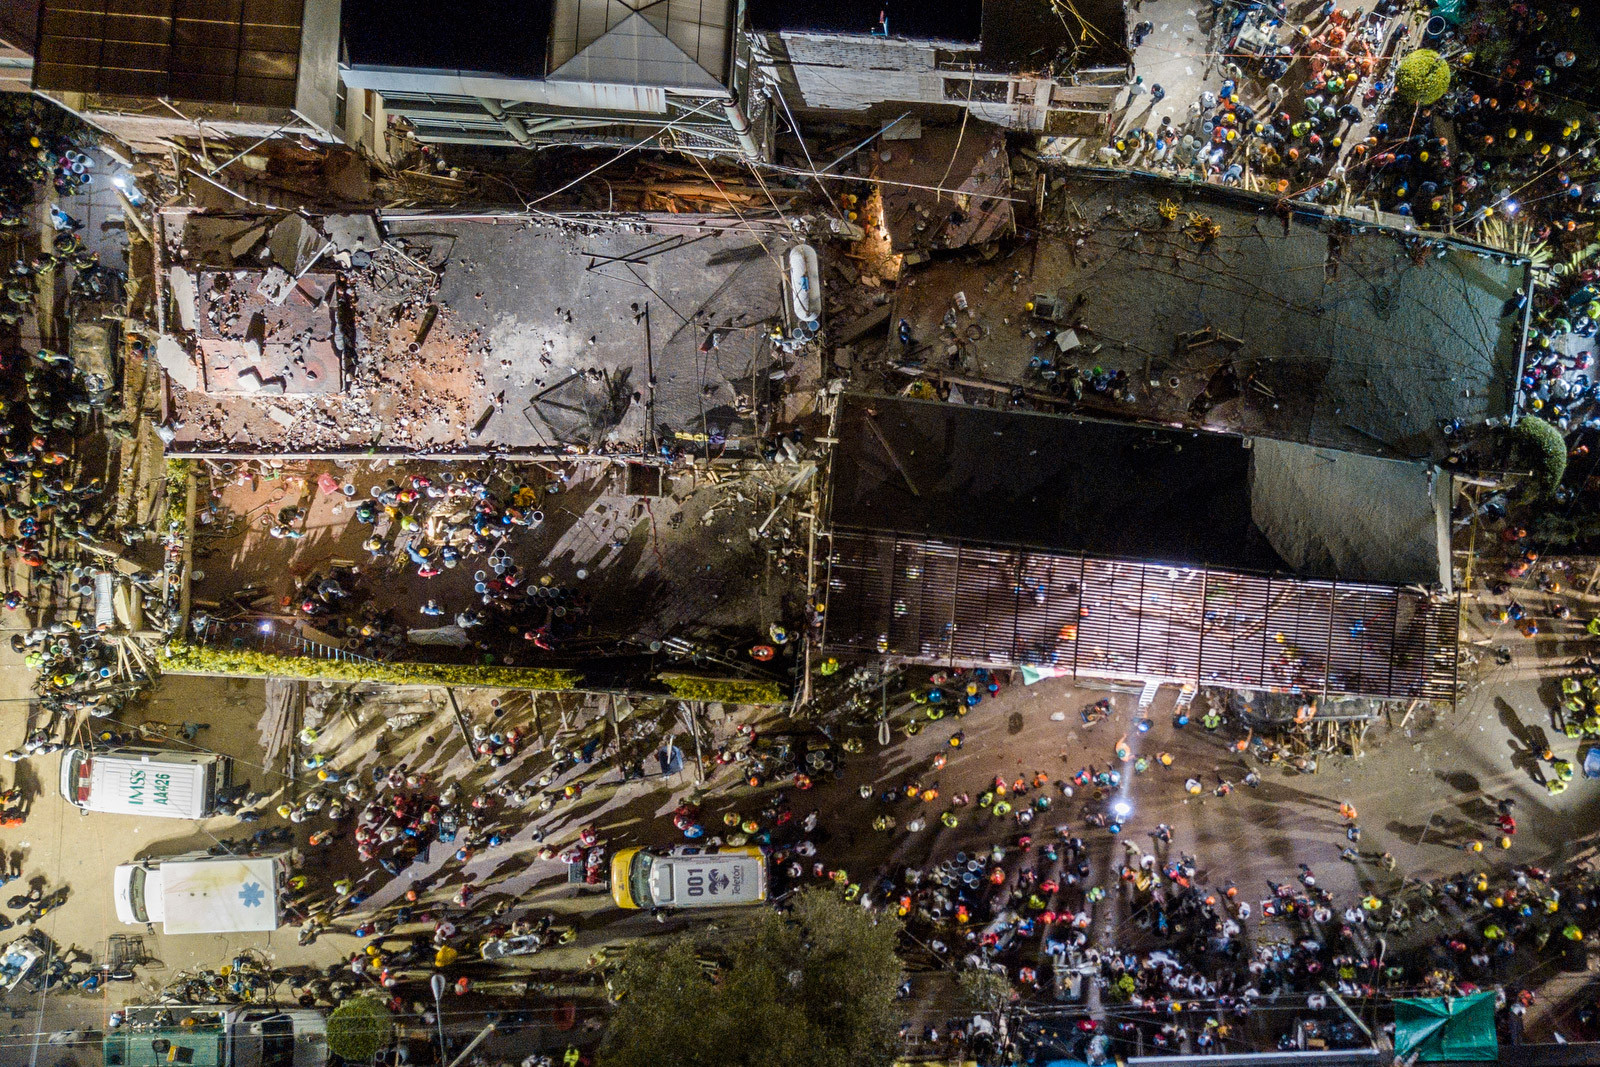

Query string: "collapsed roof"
[[162, 211, 788, 455], [830, 394, 1449, 589], [891, 170, 1528, 462]]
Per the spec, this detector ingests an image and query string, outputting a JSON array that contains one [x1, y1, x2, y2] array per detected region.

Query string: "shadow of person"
[[10, 758, 38, 813], [1497, 698, 1548, 784]]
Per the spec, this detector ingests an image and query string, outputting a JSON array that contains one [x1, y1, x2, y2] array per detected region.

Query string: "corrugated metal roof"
[[104, 1028, 226, 1067], [548, 9, 724, 89], [34, 0, 303, 106], [822, 528, 1458, 702], [831, 394, 1449, 589], [548, 0, 729, 85]]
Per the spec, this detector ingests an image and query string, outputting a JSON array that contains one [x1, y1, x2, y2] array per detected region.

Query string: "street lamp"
[[430, 973, 447, 1060]]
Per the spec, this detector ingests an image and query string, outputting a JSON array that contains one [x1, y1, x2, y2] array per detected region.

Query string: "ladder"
[[1138, 680, 1161, 710]]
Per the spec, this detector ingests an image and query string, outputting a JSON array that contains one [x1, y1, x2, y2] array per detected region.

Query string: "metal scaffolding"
[[822, 528, 1458, 703]]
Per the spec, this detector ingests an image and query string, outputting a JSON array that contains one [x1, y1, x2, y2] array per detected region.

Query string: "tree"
[[1395, 50, 1451, 106], [1515, 414, 1567, 494], [599, 888, 905, 1067], [958, 968, 1014, 1013], [326, 997, 393, 1063]]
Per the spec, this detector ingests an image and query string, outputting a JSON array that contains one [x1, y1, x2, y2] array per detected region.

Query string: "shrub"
[[1515, 414, 1567, 493], [161, 642, 582, 691], [164, 459, 190, 531], [600, 889, 902, 1067], [326, 997, 392, 1062], [659, 673, 787, 705], [1395, 50, 1451, 105], [958, 969, 1014, 1012]]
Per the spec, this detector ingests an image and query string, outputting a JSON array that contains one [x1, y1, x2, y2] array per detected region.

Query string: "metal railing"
[[199, 619, 390, 667]]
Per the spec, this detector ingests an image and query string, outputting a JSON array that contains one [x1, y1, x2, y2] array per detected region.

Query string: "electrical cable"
[[937, 71, 977, 204], [526, 98, 726, 208], [765, 83, 843, 219]]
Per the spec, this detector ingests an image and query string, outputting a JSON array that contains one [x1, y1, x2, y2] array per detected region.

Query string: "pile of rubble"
[[161, 211, 491, 453]]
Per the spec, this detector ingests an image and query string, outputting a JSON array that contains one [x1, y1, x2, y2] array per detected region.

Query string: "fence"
[[200, 619, 391, 667]]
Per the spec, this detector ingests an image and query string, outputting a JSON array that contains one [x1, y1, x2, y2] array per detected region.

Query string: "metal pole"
[[445, 1022, 497, 1067], [430, 974, 447, 1059], [445, 688, 478, 757], [643, 303, 656, 454], [819, 113, 913, 173], [607, 695, 622, 763], [1319, 980, 1375, 1042], [205, 119, 297, 175], [684, 702, 706, 782]]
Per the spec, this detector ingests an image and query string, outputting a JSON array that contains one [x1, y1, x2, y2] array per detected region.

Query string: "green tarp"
[[1393, 992, 1498, 1061], [1433, 0, 1463, 24]]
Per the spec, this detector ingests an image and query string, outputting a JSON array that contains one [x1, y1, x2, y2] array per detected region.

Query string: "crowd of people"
[[2, 7, 1599, 1065], [1109, 0, 1599, 242], [781, 678, 1600, 1060], [560, 657, 1600, 1061], [1107, 1, 1410, 198], [199, 468, 596, 662]]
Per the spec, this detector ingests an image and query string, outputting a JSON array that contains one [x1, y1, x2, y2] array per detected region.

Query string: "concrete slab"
[[194, 271, 343, 396], [156, 335, 200, 392], [166, 213, 789, 454], [887, 171, 1524, 462]]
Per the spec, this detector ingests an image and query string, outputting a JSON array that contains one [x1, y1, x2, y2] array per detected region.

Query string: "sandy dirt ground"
[[1, 594, 1595, 1066]]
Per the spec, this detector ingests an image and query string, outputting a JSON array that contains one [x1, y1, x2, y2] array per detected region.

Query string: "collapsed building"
[[819, 394, 1458, 702], [149, 205, 818, 696], [816, 167, 1534, 705], [158, 209, 794, 455], [886, 170, 1531, 462]]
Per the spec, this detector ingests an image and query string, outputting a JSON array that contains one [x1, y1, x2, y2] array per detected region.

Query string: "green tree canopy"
[[1396, 50, 1451, 105], [1515, 414, 1567, 494], [600, 889, 905, 1067], [327, 997, 393, 1063], [958, 968, 1014, 1014]]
